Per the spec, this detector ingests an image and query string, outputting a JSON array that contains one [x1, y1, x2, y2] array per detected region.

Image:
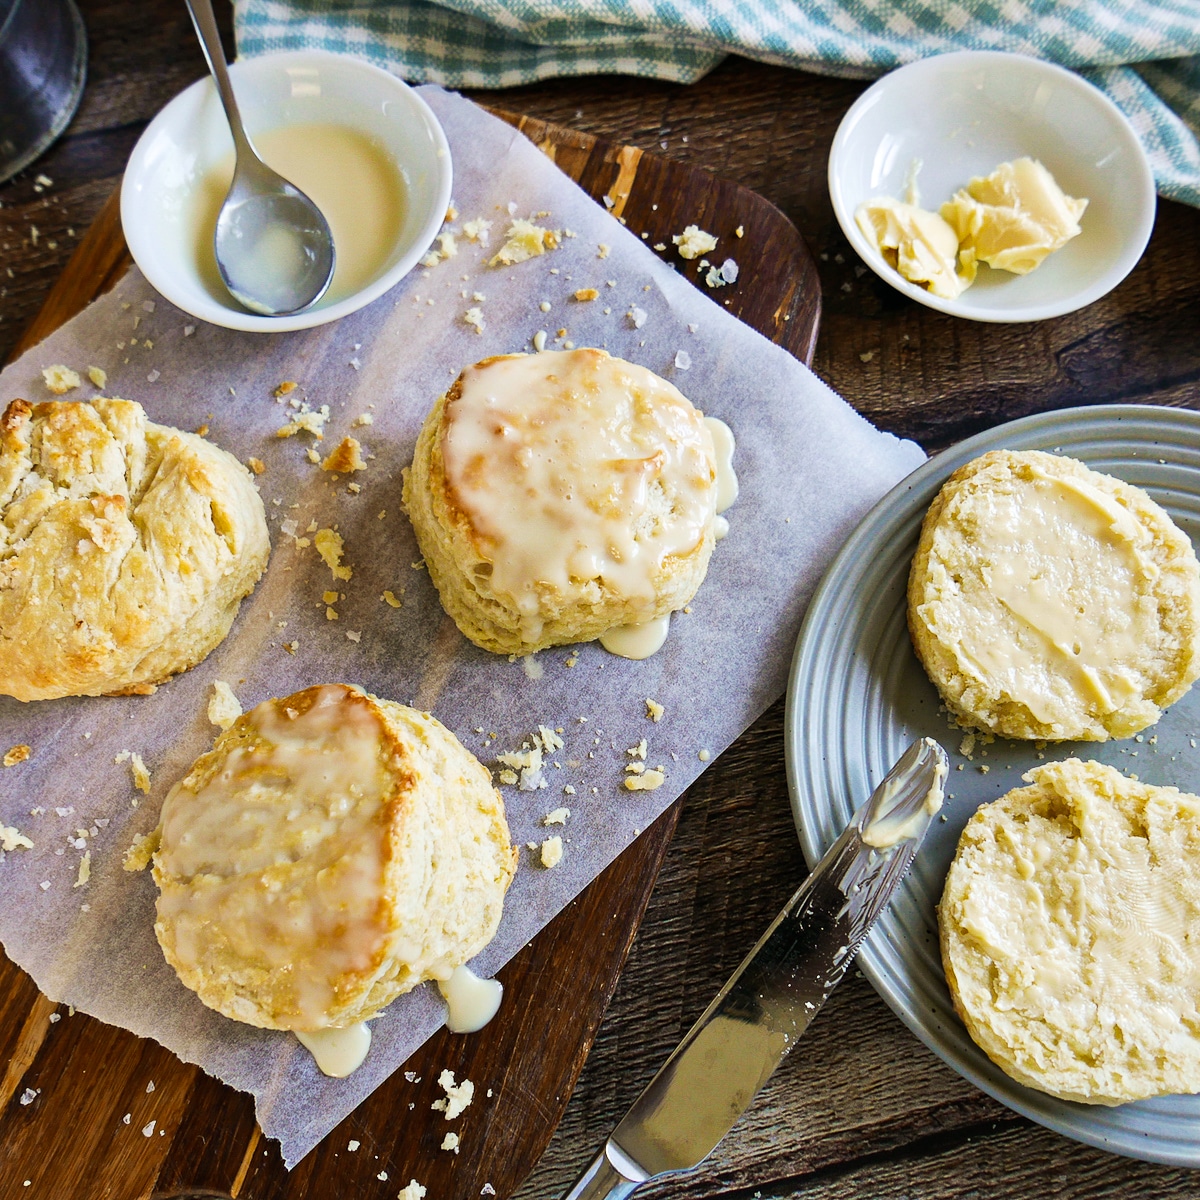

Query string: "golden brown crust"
[[0, 396, 270, 701]]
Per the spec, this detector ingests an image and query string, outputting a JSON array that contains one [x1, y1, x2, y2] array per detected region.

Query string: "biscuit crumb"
[[463, 217, 492, 243], [273, 381, 298, 398], [3, 744, 31, 767], [246, 457, 265, 475], [543, 807, 569, 826], [540, 835, 563, 868], [87, 366, 107, 389], [432, 1069, 474, 1119], [276, 402, 330, 439], [74, 850, 91, 888], [123, 830, 158, 871], [347, 1140, 360, 1152], [489, 220, 560, 266], [597, 243, 610, 259], [129, 752, 151, 793], [397, 1182, 426, 1200], [42, 364, 81, 394], [441, 1132, 460, 1154], [353, 413, 374, 427], [464, 306, 485, 333], [315, 528, 353, 581], [959, 733, 976, 758], [0, 824, 33, 852], [382, 590, 402, 608], [208, 681, 242, 731], [572, 288, 599, 302], [625, 769, 665, 791], [698, 748, 711, 762], [321, 436, 366, 472], [496, 744, 547, 791], [627, 739, 648, 760], [673, 225, 718, 260]]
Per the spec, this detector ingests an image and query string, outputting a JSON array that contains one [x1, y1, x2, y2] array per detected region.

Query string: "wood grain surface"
[[2, 4, 1199, 1200], [0, 16, 819, 1200]]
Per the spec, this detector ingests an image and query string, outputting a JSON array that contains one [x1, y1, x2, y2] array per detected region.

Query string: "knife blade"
[[561, 736, 948, 1200]]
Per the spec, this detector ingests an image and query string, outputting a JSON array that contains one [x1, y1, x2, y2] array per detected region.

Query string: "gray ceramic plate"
[[785, 404, 1200, 1166]]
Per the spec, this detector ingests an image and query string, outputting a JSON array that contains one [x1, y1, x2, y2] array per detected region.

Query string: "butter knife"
[[562, 736, 948, 1200]]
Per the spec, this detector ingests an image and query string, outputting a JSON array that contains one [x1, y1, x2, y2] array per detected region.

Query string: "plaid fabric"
[[234, 0, 1200, 206]]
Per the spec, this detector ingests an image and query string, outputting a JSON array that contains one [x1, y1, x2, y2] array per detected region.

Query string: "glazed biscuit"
[[402, 348, 722, 656], [908, 449, 1200, 740], [940, 759, 1200, 1105], [149, 684, 517, 1031], [0, 396, 269, 700]]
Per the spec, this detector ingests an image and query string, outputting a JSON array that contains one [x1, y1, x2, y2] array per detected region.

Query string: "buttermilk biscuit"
[[402, 348, 720, 656], [908, 450, 1200, 740], [0, 396, 269, 701], [940, 759, 1200, 1105], [148, 684, 517, 1031]]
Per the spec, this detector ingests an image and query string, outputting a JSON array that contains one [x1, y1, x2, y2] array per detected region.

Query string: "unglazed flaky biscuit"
[[908, 449, 1200, 740], [402, 348, 720, 656], [0, 396, 269, 700], [940, 759, 1200, 1105], [149, 684, 517, 1031]]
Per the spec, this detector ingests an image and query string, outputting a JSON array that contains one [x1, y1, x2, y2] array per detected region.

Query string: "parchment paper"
[[0, 88, 924, 1167]]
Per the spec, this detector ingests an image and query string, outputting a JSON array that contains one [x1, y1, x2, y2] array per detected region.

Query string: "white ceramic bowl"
[[121, 49, 452, 332], [828, 51, 1156, 323]]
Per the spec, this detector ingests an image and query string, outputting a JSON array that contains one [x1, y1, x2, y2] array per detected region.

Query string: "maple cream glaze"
[[440, 349, 734, 655], [155, 686, 394, 1030]]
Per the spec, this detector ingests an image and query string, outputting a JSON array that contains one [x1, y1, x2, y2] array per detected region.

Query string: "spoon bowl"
[[185, 0, 335, 316], [215, 169, 335, 314]]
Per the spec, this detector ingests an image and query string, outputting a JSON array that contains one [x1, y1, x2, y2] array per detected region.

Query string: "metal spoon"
[[183, 0, 335, 315]]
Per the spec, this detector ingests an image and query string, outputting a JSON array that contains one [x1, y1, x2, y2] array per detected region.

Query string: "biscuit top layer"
[[156, 684, 391, 1029], [441, 349, 717, 614], [940, 457, 1159, 726]]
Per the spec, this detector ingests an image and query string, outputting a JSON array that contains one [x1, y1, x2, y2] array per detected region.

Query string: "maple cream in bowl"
[[121, 49, 452, 332]]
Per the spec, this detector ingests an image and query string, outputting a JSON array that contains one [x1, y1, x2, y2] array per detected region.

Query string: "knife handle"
[[561, 1148, 641, 1200]]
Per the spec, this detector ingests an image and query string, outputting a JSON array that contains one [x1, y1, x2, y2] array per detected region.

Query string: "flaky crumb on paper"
[[207, 681, 242, 731], [321, 436, 366, 473], [381, 590, 402, 608], [489, 220, 560, 267], [645, 699, 664, 723], [276, 403, 330, 439], [116, 750, 151, 794], [123, 830, 159, 872], [3, 743, 31, 766], [462, 216, 492, 243], [625, 769, 665, 791], [0, 824, 34, 852], [87, 366, 107, 389], [42, 364, 81, 394], [315, 529, 352, 581], [542, 807, 569, 826], [74, 850, 91, 888], [572, 288, 599, 302], [431, 1069, 474, 1119], [463, 306, 485, 334], [540, 835, 563, 868]]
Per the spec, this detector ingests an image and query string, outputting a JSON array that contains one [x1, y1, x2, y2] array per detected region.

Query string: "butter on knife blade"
[[562, 737, 948, 1200]]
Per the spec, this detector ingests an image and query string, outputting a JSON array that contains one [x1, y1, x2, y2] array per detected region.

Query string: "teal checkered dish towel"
[[234, 0, 1200, 208]]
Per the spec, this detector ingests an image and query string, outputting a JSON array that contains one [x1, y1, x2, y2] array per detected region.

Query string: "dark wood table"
[[2, 4, 1199, 1199]]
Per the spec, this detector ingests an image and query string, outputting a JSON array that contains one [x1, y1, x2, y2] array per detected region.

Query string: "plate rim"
[[784, 401, 1200, 1167]]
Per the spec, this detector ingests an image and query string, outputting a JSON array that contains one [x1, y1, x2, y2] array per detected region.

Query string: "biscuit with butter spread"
[[148, 684, 517, 1031], [402, 348, 723, 656], [940, 759, 1200, 1105], [0, 396, 269, 701], [908, 449, 1200, 741]]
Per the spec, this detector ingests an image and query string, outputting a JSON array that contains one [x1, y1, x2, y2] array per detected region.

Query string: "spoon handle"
[[183, 0, 255, 159]]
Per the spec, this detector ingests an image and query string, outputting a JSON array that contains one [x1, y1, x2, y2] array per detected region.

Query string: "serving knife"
[[562, 736, 948, 1200]]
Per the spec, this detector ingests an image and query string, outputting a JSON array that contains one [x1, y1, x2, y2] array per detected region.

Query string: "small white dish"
[[828, 51, 1156, 323], [121, 49, 452, 332]]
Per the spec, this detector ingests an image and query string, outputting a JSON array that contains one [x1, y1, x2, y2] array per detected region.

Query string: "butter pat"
[[940, 158, 1087, 275], [855, 197, 975, 300]]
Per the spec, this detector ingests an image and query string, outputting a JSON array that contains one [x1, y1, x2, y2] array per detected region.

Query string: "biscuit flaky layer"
[[151, 684, 518, 1031], [908, 449, 1200, 741], [940, 759, 1200, 1105], [402, 349, 718, 656], [0, 396, 270, 700]]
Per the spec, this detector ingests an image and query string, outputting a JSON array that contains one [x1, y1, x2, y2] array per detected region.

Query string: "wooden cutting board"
[[0, 110, 820, 1200]]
